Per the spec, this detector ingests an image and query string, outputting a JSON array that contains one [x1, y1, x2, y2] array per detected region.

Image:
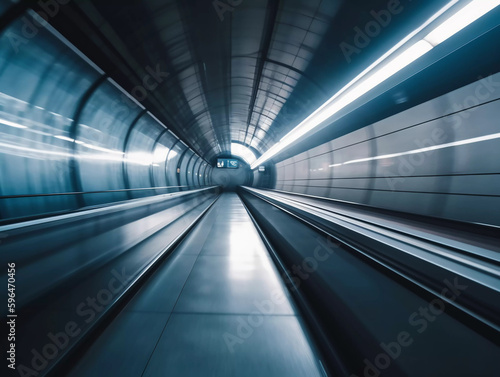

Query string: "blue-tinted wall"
[[0, 7, 213, 221], [273, 74, 500, 226]]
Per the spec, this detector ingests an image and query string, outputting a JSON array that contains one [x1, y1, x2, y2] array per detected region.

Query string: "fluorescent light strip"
[[256, 41, 433, 165], [0, 119, 28, 129], [251, 0, 500, 169], [425, 0, 500, 46], [317, 40, 433, 132], [279, 0, 458, 146], [328, 133, 500, 167], [231, 142, 257, 164], [277, 0, 496, 151]]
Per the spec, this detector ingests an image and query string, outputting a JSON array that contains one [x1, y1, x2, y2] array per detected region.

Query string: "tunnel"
[[0, 0, 499, 376]]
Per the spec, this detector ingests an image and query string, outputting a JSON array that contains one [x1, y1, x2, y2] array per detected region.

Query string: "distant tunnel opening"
[[210, 160, 253, 191]]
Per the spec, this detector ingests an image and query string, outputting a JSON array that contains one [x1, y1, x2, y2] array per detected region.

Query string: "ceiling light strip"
[[251, 0, 500, 169]]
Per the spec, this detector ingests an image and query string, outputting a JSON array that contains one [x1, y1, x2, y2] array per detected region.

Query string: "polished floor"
[[69, 192, 324, 377]]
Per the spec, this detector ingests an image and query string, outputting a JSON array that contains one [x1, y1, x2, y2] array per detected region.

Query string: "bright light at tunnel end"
[[231, 142, 257, 165], [250, 0, 500, 169]]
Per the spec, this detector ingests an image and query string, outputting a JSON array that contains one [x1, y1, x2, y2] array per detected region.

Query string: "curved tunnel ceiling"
[[41, 0, 452, 163]]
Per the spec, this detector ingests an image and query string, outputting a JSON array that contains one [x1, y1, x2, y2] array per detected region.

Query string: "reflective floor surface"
[[68, 192, 324, 377]]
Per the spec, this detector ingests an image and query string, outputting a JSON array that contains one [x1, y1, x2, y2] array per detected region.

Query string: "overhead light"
[[424, 0, 500, 46], [315, 40, 432, 131], [0, 119, 28, 129], [231, 142, 257, 164], [251, 0, 500, 169], [253, 42, 433, 167]]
